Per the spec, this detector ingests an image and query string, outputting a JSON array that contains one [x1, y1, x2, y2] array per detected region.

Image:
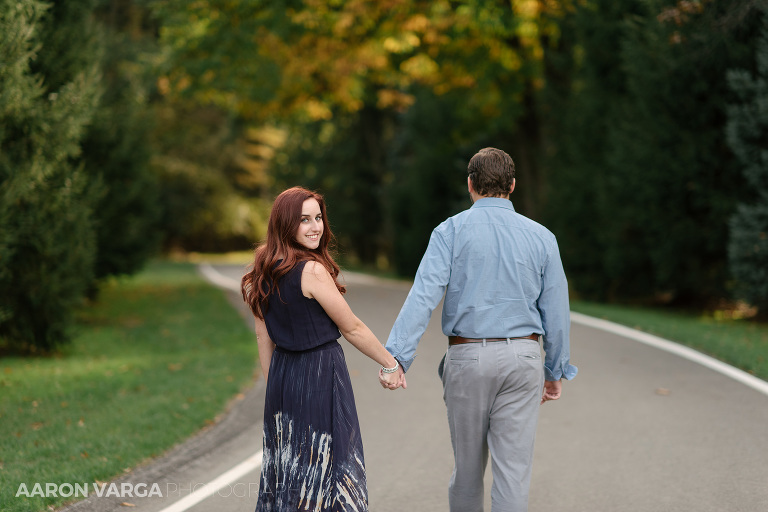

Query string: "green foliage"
[[0, 0, 163, 352], [82, 5, 162, 281], [52, 0, 763, 308], [0, 0, 100, 352], [728, 204, 768, 312], [541, 0, 639, 299], [605, 1, 741, 302], [388, 88, 488, 275], [543, 0, 760, 305], [151, 104, 271, 252], [726, 16, 768, 313], [148, 0, 560, 271]]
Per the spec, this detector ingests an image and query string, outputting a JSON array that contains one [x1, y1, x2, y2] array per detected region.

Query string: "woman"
[[241, 187, 403, 512]]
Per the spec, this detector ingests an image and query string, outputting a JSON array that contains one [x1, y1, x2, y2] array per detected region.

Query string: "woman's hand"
[[379, 366, 407, 390]]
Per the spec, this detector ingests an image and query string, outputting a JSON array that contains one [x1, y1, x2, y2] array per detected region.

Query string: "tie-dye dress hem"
[[255, 340, 368, 512]]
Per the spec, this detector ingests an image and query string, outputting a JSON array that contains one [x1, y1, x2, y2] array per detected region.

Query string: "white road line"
[[156, 451, 263, 512], [570, 312, 768, 397], [198, 263, 241, 292]]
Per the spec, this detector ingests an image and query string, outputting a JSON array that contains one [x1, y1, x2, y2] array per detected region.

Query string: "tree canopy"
[[3, 0, 768, 354]]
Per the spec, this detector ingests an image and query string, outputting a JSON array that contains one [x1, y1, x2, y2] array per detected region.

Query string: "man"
[[380, 147, 577, 512]]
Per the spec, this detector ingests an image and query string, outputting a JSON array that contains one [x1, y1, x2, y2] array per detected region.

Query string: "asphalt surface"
[[59, 263, 768, 512]]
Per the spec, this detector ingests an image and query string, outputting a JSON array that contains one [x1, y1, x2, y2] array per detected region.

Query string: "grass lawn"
[[571, 300, 768, 381], [0, 261, 257, 512]]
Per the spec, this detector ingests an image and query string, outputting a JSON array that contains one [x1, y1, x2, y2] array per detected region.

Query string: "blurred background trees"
[[2, 0, 768, 353], [726, 12, 768, 315], [543, 0, 760, 306]]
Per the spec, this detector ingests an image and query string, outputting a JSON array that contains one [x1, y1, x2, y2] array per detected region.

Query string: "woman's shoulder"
[[301, 259, 337, 292], [301, 259, 329, 278]]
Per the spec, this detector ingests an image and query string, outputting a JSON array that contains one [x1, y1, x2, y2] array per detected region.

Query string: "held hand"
[[379, 366, 407, 390], [541, 379, 562, 404]]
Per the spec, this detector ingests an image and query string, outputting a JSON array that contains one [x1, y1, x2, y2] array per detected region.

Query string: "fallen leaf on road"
[[655, 388, 671, 396], [120, 503, 136, 507]]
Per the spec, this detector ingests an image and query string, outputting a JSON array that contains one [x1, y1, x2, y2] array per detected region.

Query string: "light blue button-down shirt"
[[386, 197, 578, 381]]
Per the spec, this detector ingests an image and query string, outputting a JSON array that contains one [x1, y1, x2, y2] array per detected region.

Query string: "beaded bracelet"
[[381, 361, 399, 374]]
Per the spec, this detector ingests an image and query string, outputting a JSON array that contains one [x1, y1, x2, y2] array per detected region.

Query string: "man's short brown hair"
[[467, 147, 515, 197]]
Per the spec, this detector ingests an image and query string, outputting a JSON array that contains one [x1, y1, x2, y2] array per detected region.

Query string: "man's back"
[[437, 197, 559, 341], [389, 196, 575, 382]]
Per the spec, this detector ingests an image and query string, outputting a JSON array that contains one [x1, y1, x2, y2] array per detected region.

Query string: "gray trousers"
[[440, 339, 544, 512]]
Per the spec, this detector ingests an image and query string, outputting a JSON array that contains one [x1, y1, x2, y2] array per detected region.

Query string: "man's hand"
[[541, 379, 562, 404], [379, 366, 407, 390]]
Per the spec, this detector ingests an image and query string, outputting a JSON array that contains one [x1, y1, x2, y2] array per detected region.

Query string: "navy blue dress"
[[255, 260, 367, 512]]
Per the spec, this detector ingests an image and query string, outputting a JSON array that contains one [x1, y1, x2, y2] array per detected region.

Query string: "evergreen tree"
[[0, 0, 101, 352], [83, 1, 162, 281], [541, 0, 641, 300], [543, 0, 760, 305], [605, 0, 758, 304], [387, 88, 473, 275], [727, 13, 768, 314]]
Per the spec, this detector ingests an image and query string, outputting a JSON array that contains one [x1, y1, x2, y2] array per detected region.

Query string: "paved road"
[[62, 264, 768, 512]]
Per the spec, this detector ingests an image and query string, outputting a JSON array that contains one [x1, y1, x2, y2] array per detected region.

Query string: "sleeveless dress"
[[255, 260, 368, 512]]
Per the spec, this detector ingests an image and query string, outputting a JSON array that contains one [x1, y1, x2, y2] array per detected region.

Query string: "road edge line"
[[199, 263, 241, 292], [570, 311, 768, 397], [156, 451, 263, 512]]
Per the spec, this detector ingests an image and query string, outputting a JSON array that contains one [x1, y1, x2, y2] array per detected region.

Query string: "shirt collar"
[[470, 197, 516, 212]]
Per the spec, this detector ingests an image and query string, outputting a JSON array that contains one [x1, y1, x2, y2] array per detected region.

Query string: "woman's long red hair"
[[241, 187, 345, 319]]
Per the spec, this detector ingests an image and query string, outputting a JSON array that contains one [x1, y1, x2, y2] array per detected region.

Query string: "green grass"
[[0, 261, 257, 512], [571, 301, 768, 381]]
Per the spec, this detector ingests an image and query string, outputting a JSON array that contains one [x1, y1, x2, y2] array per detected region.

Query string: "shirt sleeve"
[[538, 238, 578, 381], [385, 228, 452, 372]]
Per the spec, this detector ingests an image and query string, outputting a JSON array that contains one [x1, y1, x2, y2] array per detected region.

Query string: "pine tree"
[[726, 14, 768, 314], [541, 0, 642, 300], [543, 0, 759, 304], [0, 0, 101, 352], [83, 2, 162, 282]]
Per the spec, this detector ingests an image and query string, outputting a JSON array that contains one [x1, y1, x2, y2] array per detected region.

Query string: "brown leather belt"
[[448, 334, 540, 346]]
